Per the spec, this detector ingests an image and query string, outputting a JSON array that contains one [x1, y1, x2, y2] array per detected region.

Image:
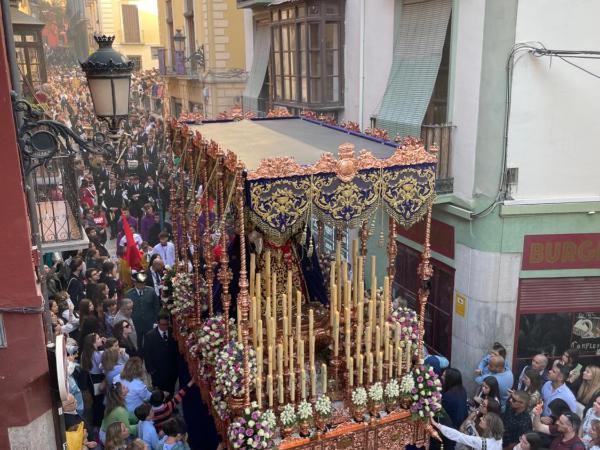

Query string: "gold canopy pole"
[[201, 143, 214, 316], [236, 163, 251, 407], [387, 216, 397, 313], [416, 204, 434, 363], [216, 153, 233, 342]]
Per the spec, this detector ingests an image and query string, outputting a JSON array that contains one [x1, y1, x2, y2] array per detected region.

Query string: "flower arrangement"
[[198, 315, 237, 368], [262, 409, 277, 433], [211, 389, 229, 421], [314, 395, 332, 418], [400, 373, 415, 395], [351, 387, 368, 407], [167, 272, 194, 316], [280, 404, 297, 428], [215, 340, 257, 397], [385, 379, 400, 401], [389, 306, 419, 340], [409, 364, 443, 421], [368, 382, 384, 403], [297, 400, 313, 421], [227, 404, 275, 449]]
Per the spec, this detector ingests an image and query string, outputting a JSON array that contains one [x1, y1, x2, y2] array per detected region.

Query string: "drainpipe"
[[358, 0, 365, 129]]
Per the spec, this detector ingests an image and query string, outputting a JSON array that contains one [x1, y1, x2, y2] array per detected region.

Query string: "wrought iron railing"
[[421, 122, 454, 194]]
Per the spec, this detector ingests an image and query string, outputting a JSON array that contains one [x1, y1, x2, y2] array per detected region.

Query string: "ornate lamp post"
[[80, 34, 134, 138]]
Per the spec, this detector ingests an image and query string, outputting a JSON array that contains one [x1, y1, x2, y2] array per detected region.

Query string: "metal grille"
[[32, 155, 82, 243]]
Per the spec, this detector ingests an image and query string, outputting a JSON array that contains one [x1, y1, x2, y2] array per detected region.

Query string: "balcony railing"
[[32, 155, 88, 251], [421, 122, 453, 194]]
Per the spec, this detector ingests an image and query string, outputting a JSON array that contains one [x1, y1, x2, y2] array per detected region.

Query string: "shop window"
[[515, 312, 600, 376], [270, 0, 344, 110]]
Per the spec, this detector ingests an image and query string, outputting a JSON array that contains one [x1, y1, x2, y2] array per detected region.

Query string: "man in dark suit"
[[103, 179, 124, 239], [146, 255, 165, 298], [144, 310, 178, 395], [126, 271, 160, 350], [137, 154, 156, 183], [126, 174, 147, 220], [145, 133, 160, 164]]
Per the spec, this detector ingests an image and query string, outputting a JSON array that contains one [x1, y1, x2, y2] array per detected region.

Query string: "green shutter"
[[243, 26, 271, 115], [376, 0, 451, 138]]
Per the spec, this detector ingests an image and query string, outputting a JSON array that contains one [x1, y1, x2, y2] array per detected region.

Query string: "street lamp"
[[173, 29, 186, 53], [80, 34, 134, 136]]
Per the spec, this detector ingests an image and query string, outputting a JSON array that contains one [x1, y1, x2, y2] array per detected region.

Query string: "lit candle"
[[358, 354, 364, 385], [268, 345, 273, 379], [321, 363, 328, 394], [288, 337, 294, 372], [301, 369, 306, 399], [290, 372, 296, 402], [257, 345, 263, 379], [333, 311, 340, 357], [256, 376, 262, 409], [330, 283, 338, 328], [249, 253, 256, 300], [278, 374, 285, 404], [384, 323, 390, 362], [298, 339, 304, 372], [348, 356, 354, 387], [296, 289, 302, 345], [397, 347, 403, 377], [257, 318, 263, 349], [308, 309, 314, 367], [310, 365, 317, 398], [277, 343, 283, 380], [256, 273, 262, 314], [389, 345, 394, 378], [267, 374, 273, 407], [367, 353, 373, 384], [265, 249, 271, 300]]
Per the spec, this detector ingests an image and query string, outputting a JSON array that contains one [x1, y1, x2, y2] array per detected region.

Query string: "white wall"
[[342, 0, 394, 129], [507, 0, 600, 203], [448, 0, 486, 202]]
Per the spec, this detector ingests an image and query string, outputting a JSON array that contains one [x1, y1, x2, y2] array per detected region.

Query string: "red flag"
[[121, 212, 143, 270]]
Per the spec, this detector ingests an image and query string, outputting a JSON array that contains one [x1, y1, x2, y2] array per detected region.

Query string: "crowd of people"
[[41, 66, 194, 450], [431, 343, 600, 450]]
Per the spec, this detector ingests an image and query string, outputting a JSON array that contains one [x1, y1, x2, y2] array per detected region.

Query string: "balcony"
[[421, 123, 453, 194], [236, 0, 271, 8], [32, 156, 88, 252]]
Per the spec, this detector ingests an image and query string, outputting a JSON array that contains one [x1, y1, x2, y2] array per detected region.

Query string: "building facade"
[[240, 0, 600, 391], [157, 0, 249, 118], [94, 0, 161, 70]]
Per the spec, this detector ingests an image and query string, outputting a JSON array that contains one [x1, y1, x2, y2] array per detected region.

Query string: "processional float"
[[165, 115, 442, 449]]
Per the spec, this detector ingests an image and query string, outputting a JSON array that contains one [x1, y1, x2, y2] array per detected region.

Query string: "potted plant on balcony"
[[279, 403, 297, 438], [314, 394, 333, 431], [351, 387, 368, 422], [297, 399, 313, 437], [368, 382, 384, 418]]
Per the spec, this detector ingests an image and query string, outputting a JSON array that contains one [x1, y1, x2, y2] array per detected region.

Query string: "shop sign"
[[571, 313, 600, 354], [522, 233, 600, 270]]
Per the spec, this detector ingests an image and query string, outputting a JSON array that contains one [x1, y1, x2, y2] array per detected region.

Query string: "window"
[[269, 0, 344, 110], [151, 46, 161, 59], [122, 5, 141, 43], [127, 55, 142, 71]]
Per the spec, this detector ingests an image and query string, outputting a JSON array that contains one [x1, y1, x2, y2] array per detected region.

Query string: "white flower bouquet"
[[351, 387, 368, 407], [385, 378, 401, 401], [215, 340, 257, 397], [280, 404, 297, 428], [368, 382, 384, 403], [198, 314, 237, 368], [297, 400, 313, 421], [314, 395, 332, 418]]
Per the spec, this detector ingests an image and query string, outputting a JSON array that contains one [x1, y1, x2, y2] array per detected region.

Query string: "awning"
[[376, 0, 451, 138], [242, 25, 271, 115]]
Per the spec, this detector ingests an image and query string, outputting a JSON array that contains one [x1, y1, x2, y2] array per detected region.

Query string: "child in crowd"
[[135, 403, 161, 450], [159, 417, 190, 450], [475, 342, 507, 377], [150, 379, 194, 430]]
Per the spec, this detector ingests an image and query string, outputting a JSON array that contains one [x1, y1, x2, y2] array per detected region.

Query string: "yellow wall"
[[99, 0, 161, 70]]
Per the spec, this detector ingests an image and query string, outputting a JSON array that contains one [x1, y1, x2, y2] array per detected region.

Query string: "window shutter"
[[518, 277, 600, 313], [122, 5, 140, 43]]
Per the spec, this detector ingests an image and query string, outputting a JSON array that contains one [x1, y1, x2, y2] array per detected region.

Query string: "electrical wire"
[[471, 42, 600, 218]]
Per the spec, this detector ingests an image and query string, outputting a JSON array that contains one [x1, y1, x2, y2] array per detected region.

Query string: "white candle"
[[321, 363, 328, 394]]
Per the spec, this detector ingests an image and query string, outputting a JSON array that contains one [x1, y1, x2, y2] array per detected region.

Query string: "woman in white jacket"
[[432, 412, 505, 450]]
